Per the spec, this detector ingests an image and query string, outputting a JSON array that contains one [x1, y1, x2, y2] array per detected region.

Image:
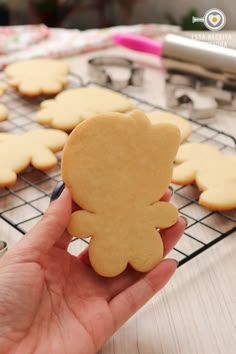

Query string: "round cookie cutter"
[[0, 240, 8, 258]]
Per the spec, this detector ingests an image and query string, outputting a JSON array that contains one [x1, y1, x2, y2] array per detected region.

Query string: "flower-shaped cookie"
[[37, 87, 134, 131], [62, 111, 181, 277], [5, 59, 69, 96], [0, 82, 9, 121], [173, 143, 236, 210], [0, 103, 9, 122], [0, 82, 8, 97], [0, 129, 68, 186]]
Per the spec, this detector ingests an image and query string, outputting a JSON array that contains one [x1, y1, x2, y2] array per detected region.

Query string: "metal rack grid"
[[0, 74, 235, 267]]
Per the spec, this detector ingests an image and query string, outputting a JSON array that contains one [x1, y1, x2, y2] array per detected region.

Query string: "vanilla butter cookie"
[[146, 110, 192, 142], [37, 87, 134, 131], [0, 129, 68, 187], [0, 103, 9, 122], [62, 110, 181, 277], [5, 59, 69, 96], [0, 82, 8, 97], [173, 142, 236, 210]]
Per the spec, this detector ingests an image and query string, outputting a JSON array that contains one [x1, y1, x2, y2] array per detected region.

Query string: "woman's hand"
[[0, 183, 185, 354]]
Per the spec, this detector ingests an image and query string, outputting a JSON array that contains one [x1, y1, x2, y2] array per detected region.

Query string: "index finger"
[[160, 187, 173, 202]]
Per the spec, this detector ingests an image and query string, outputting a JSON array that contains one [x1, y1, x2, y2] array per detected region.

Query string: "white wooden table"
[[1, 31, 236, 354]]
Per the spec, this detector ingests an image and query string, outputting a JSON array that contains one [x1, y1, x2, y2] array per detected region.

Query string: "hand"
[[0, 183, 185, 354]]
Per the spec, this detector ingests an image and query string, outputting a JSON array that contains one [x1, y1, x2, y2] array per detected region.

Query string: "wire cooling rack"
[[0, 74, 235, 267]]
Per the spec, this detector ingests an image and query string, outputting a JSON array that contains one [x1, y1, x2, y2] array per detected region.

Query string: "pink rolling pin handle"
[[113, 33, 164, 57]]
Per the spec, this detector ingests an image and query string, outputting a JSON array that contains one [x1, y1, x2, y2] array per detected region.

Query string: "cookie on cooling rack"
[[0, 129, 68, 187], [172, 142, 236, 210], [146, 110, 192, 142], [0, 82, 8, 97], [0, 82, 9, 121], [5, 59, 69, 96], [0, 103, 9, 122], [62, 110, 180, 277], [36, 87, 134, 131]]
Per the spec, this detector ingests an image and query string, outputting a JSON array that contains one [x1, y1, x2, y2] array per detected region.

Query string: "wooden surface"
[[0, 31, 236, 354]]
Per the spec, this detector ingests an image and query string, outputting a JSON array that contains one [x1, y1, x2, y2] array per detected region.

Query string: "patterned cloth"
[[0, 23, 179, 70]]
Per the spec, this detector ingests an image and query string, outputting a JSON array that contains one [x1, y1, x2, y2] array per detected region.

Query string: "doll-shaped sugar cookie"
[[5, 59, 69, 96], [196, 155, 236, 210], [0, 129, 67, 187], [173, 143, 236, 210], [172, 143, 221, 185], [62, 111, 181, 277]]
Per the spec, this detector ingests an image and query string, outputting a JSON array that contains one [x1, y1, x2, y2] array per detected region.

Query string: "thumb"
[[14, 182, 72, 261]]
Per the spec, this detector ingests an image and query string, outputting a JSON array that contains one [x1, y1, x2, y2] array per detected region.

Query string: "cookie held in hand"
[[37, 87, 134, 131], [5, 59, 69, 96], [0, 129, 68, 187], [62, 111, 181, 277]]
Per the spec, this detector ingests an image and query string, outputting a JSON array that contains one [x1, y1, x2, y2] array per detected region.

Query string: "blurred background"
[[0, 0, 235, 29]]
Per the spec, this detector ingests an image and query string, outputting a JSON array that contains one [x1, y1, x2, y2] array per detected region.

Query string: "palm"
[[0, 187, 184, 354], [0, 245, 119, 354]]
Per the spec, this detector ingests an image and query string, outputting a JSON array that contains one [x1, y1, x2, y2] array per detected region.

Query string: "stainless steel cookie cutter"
[[87, 56, 144, 90], [165, 74, 218, 119], [0, 240, 8, 258], [165, 72, 236, 118]]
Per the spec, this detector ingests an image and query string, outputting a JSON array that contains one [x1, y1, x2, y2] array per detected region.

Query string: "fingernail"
[[172, 259, 179, 267], [50, 181, 65, 202], [0, 240, 8, 258], [168, 185, 174, 196], [180, 215, 189, 227]]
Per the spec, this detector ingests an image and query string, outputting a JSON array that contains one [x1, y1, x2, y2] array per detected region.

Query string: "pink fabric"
[[0, 23, 179, 70], [0, 24, 49, 55]]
